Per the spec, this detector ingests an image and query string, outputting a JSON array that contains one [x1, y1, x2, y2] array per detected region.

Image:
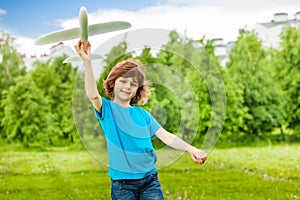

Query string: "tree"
[[31, 56, 78, 144], [0, 32, 26, 137], [1, 74, 58, 147], [153, 31, 226, 147], [0, 32, 25, 89], [271, 26, 300, 135], [226, 30, 284, 139]]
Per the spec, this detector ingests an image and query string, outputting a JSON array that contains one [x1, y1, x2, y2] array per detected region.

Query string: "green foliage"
[[271, 26, 300, 133], [226, 30, 285, 139], [0, 32, 26, 136], [31, 56, 79, 144], [0, 50, 79, 146], [150, 31, 226, 147], [0, 32, 26, 88], [1, 74, 57, 146], [1, 27, 299, 147]]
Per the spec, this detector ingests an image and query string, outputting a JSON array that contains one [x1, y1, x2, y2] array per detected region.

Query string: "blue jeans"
[[111, 173, 164, 200]]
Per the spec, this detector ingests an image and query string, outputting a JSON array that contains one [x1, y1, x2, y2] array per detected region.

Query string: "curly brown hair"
[[104, 59, 150, 105]]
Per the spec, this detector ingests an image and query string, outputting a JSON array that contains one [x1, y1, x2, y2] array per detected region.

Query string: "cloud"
[[0, 9, 7, 15], [14, 35, 53, 56], [58, 4, 299, 44], [59, 5, 235, 42], [159, 0, 300, 10], [16, 2, 300, 57]]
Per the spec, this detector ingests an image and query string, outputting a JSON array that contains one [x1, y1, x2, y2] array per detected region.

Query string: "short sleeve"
[[94, 97, 109, 121], [147, 112, 162, 139]]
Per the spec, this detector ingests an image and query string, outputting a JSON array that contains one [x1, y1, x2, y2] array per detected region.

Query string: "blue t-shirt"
[[94, 97, 161, 180]]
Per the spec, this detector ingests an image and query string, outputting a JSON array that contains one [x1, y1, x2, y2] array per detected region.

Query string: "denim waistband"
[[112, 172, 158, 183]]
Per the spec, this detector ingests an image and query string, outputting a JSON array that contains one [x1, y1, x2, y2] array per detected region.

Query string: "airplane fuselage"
[[79, 7, 89, 45]]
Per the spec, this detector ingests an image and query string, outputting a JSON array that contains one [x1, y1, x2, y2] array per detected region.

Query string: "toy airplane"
[[35, 6, 131, 63]]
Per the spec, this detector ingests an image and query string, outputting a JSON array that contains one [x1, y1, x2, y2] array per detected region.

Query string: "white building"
[[23, 42, 75, 70], [212, 38, 235, 67], [255, 12, 300, 49], [212, 11, 300, 66], [49, 42, 75, 58]]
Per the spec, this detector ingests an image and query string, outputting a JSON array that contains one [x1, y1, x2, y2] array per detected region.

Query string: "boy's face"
[[113, 76, 139, 104]]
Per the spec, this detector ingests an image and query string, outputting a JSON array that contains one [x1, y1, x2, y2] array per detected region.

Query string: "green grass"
[[0, 144, 299, 199]]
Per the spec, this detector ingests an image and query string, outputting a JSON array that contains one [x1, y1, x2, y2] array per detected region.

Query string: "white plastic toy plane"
[[35, 6, 131, 63]]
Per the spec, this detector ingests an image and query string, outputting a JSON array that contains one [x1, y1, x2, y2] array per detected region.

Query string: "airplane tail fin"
[[63, 54, 103, 63]]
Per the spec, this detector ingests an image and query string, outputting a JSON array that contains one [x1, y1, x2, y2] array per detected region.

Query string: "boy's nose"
[[125, 83, 131, 89]]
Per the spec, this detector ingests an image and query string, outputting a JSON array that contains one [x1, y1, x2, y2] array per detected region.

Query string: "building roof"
[[258, 11, 300, 28], [259, 19, 299, 28]]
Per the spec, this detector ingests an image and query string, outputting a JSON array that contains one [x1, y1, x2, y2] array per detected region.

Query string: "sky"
[[0, 0, 299, 57]]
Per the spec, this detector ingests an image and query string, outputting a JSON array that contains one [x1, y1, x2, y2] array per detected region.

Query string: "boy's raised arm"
[[75, 40, 102, 112]]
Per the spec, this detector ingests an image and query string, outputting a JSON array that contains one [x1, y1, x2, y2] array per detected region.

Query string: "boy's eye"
[[131, 83, 138, 87]]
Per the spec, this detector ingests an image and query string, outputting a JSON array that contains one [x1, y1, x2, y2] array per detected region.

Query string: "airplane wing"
[[63, 53, 103, 63], [35, 28, 81, 45], [88, 21, 131, 36], [35, 21, 131, 45]]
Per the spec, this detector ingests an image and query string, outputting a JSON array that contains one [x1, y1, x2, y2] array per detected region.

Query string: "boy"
[[75, 39, 207, 200]]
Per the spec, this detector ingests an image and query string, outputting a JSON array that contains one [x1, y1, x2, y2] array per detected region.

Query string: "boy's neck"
[[113, 99, 131, 108]]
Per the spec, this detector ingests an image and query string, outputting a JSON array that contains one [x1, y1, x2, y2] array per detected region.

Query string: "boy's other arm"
[[155, 128, 207, 164], [75, 40, 102, 112]]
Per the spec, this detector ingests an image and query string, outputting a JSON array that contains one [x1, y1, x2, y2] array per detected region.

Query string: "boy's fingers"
[[192, 157, 205, 164], [200, 151, 207, 159], [191, 150, 207, 164], [196, 150, 207, 159], [75, 44, 79, 52]]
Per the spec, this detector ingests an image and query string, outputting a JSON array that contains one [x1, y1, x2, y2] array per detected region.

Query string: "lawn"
[[0, 144, 299, 199]]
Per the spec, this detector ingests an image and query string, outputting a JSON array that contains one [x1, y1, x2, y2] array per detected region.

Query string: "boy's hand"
[[188, 147, 207, 165], [75, 39, 91, 62]]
